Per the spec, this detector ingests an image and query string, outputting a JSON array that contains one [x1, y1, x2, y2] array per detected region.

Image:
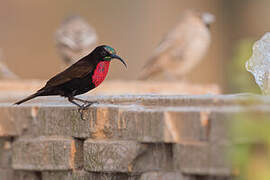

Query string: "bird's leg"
[[72, 97, 92, 104], [68, 96, 97, 121], [68, 97, 87, 120], [72, 97, 98, 109], [68, 97, 83, 108]]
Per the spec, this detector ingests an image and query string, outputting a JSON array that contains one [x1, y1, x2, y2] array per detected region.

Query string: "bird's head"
[[201, 12, 215, 28], [94, 45, 127, 68], [182, 10, 215, 29]]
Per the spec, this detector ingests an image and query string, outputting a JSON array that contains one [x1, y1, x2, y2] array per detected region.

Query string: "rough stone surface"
[[0, 107, 32, 137], [117, 109, 166, 142], [72, 106, 121, 139], [84, 140, 146, 173], [139, 172, 188, 180], [0, 138, 12, 168], [84, 140, 173, 173], [192, 175, 233, 180], [37, 105, 210, 143], [13, 170, 41, 180], [164, 111, 209, 142], [0, 169, 14, 180], [33, 106, 77, 137], [173, 142, 231, 175], [42, 171, 72, 180], [0, 94, 268, 180], [12, 136, 79, 170], [42, 170, 138, 180]]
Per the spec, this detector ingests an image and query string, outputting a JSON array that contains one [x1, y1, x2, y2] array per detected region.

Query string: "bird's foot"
[[77, 101, 98, 120], [82, 101, 98, 109]]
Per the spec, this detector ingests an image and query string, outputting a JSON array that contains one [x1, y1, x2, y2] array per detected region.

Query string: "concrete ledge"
[[0, 94, 268, 179]]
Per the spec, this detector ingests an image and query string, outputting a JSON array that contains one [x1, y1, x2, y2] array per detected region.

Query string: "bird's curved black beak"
[[110, 54, 127, 68]]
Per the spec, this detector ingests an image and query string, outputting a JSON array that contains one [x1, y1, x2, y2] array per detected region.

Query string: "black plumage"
[[14, 45, 127, 109]]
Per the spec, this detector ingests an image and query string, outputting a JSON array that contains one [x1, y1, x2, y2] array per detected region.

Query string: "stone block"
[[0, 107, 32, 137], [0, 169, 14, 180], [84, 140, 145, 173], [42, 170, 138, 180], [12, 136, 80, 170], [71, 105, 120, 139], [13, 170, 41, 180], [84, 140, 173, 173], [173, 142, 231, 175], [0, 138, 12, 168], [139, 172, 189, 180]]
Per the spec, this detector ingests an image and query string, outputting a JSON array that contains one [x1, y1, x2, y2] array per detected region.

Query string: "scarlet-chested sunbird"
[[14, 45, 127, 110]]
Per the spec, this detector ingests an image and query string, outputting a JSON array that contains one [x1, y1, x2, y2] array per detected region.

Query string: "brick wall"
[[0, 94, 267, 180]]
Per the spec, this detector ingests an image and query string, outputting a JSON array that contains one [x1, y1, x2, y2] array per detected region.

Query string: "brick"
[[81, 94, 217, 107], [0, 107, 32, 137], [33, 106, 77, 137], [4, 104, 208, 143], [139, 172, 188, 180], [0, 138, 12, 168], [12, 136, 81, 170], [129, 143, 173, 172], [73, 139, 84, 170], [13, 170, 41, 180], [79, 108, 205, 143], [88, 172, 138, 180], [25, 105, 121, 139], [0, 105, 207, 143], [117, 108, 212, 143], [140, 95, 215, 107], [117, 109, 165, 142], [71, 105, 193, 143], [191, 175, 233, 180], [84, 140, 173, 173], [10, 97, 270, 143], [42, 170, 138, 180], [164, 111, 209, 142], [42, 171, 72, 180], [71, 105, 120, 139], [139, 94, 255, 107], [0, 169, 14, 180], [84, 140, 145, 173], [173, 142, 231, 175], [208, 111, 232, 143]]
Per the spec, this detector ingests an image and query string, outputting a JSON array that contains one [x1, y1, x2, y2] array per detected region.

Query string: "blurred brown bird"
[[0, 49, 18, 79], [55, 15, 98, 66], [138, 10, 215, 80]]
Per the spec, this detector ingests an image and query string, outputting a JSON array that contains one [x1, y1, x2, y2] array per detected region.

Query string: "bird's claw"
[[77, 101, 98, 120]]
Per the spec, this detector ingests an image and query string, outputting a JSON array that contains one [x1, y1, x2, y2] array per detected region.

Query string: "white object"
[[246, 32, 270, 94]]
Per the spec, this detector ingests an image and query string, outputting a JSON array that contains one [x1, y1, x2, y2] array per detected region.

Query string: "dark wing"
[[44, 59, 93, 88]]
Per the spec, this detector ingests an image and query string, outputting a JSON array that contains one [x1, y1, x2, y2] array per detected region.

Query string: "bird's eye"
[[104, 46, 116, 55]]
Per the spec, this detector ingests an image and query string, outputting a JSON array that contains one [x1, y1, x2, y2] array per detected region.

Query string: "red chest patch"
[[92, 61, 110, 87]]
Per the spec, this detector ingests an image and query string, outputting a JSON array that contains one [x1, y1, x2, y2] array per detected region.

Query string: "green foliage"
[[226, 39, 260, 94], [231, 113, 270, 180]]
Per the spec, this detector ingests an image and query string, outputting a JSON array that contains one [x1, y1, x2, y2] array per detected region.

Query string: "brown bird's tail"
[[14, 91, 42, 105], [137, 68, 159, 80], [137, 59, 162, 80]]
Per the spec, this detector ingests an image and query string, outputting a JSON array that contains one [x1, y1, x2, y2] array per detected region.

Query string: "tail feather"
[[14, 92, 41, 105], [138, 64, 162, 80], [138, 56, 162, 80]]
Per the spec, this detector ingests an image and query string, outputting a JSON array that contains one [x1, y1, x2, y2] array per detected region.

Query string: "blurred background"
[[2, 1, 270, 179], [1, 0, 269, 93]]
